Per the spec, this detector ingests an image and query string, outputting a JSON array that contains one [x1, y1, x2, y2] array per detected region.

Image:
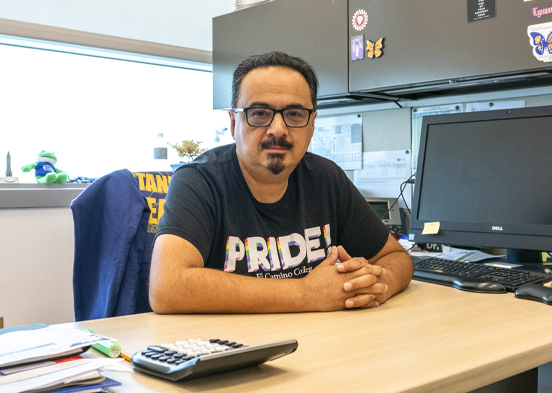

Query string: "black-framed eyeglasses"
[[233, 107, 314, 128]]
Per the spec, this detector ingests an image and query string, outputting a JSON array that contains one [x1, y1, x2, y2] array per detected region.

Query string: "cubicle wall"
[[0, 207, 75, 328]]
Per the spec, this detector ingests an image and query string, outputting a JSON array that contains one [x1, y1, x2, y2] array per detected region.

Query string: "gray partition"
[[0, 183, 87, 208]]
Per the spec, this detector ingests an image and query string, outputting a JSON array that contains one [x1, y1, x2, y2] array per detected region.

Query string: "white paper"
[[0, 358, 120, 393], [465, 100, 525, 112], [354, 150, 412, 205], [434, 246, 505, 263], [311, 114, 363, 170], [398, 237, 416, 251], [0, 326, 115, 368]]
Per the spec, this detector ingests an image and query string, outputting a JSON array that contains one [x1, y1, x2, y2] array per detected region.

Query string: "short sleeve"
[[157, 166, 216, 261]]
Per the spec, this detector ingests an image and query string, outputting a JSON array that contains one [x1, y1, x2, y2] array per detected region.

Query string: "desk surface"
[[67, 281, 552, 393]]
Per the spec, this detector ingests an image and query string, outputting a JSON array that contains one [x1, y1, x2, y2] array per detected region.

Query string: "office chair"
[[71, 169, 171, 321]]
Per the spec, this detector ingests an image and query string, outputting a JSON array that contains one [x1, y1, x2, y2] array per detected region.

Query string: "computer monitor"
[[365, 197, 402, 229], [409, 105, 552, 264]]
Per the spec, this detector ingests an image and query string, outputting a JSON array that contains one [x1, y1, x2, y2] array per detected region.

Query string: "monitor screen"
[[409, 105, 552, 262], [369, 201, 390, 220], [365, 197, 401, 226]]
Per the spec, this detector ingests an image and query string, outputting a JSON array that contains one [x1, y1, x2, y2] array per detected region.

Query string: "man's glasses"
[[233, 107, 314, 128]]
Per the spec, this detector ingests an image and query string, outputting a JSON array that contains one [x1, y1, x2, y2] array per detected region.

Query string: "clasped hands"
[[304, 245, 389, 311]]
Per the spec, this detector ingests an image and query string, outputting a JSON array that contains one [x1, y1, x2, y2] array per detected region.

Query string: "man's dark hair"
[[231, 51, 319, 110]]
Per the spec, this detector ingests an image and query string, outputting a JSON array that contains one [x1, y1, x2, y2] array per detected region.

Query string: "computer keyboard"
[[131, 338, 298, 381], [413, 256, 551, 293]]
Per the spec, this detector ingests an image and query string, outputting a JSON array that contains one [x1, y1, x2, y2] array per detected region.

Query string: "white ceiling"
[[0, 0, 237, 51]]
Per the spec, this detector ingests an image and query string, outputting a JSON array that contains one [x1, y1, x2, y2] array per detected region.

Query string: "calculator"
[[131, 338, 298, 381]]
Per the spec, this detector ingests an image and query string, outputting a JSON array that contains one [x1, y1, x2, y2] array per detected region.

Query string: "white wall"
[[0, 207, 75, 328], [0, 0, 235, 51]]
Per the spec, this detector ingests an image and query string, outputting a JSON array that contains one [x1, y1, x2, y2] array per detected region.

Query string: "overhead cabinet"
[[348, 0, 552, 99], [213, 0, 552, 109]]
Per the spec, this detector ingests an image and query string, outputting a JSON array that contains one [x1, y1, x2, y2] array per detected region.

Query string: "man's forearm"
[[149, 234, 315, 314], [150, 265, 310, 314]]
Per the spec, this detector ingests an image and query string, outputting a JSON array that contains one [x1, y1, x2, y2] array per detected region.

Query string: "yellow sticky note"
[[422, 222, 440, 235]]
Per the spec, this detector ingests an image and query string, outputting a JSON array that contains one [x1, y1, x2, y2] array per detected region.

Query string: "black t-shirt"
[[157, 144, 389, 279]]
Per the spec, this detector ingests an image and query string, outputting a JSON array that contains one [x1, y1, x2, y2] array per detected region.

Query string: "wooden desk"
[[67, 281, 552, 392]]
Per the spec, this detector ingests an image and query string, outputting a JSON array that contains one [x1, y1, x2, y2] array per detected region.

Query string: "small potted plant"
[[169, 139, 207, 171]]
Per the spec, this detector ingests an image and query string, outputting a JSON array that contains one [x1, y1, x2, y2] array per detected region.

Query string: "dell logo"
[[491, 226, 504, 231]]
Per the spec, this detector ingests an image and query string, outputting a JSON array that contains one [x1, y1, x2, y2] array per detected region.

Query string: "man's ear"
[[228, 109, 236, 139]]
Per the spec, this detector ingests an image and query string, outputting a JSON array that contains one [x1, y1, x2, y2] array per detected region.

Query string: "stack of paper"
[[0, 324, 126, 393]]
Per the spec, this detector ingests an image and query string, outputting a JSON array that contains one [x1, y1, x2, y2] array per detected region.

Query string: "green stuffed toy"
[[21, 150, 69, 184]]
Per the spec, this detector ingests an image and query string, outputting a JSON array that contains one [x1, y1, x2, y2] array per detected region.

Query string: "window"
[[1, 36, 232, 182]]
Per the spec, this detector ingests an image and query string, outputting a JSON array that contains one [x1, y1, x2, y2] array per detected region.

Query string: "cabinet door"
[[213, 0, 348, 109], [349, 0, 552, 94]]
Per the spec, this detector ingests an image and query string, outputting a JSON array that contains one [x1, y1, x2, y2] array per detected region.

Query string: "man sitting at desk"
[[149, 51, 413, 313]]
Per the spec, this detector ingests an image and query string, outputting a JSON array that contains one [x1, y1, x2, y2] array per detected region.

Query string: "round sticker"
[[352, 9, 368, 31]]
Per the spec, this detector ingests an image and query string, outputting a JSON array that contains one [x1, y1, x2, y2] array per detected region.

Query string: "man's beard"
[[261, 137, 293, 175], [266, 153, 286, 175]]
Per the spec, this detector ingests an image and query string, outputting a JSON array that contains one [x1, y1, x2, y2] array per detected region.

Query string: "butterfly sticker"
[[529, 31, 552, 56], [366, 37, 383, 59]]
